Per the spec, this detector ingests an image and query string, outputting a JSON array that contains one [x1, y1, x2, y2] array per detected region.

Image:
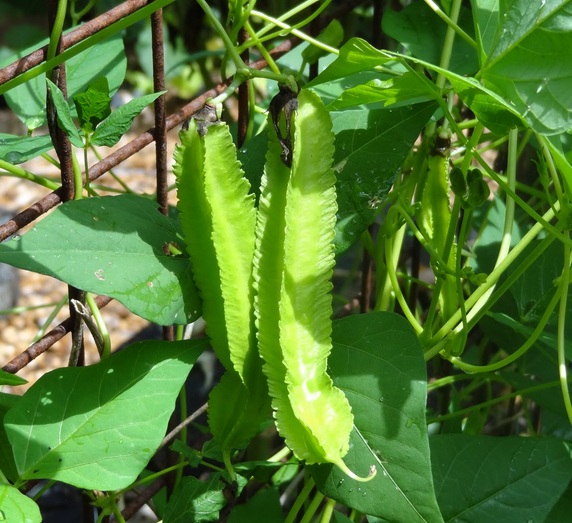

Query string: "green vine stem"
[[449, 277, 561, 373], [424, 203, 560, 359], [424, 0, 476, 49], [47, 0, 68, 67], [427, 378, 572, 425], [557, 236, 572, 424], [285, 476, 315, 523], [250, 9, 339, 57], [0, 159, 60, 190], [241, 0, 332, 50], [299, 488, 325, 523], [86, 292, 110, 359]]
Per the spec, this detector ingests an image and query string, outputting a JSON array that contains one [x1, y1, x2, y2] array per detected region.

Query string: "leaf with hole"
[[0, 194, 200, 325]]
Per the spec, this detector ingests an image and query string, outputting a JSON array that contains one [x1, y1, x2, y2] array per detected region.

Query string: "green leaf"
[[45, 78, 84, 147], [431, 435, 572, 522], [332, 101, 438, 252], [307, 38, 392, 87], [0, 369, 27, 387], [0, 134, 53, 164], [301, 20, 344, 65], [207, 370, 270, 451], [396, 51, 526, 136], [0, 392, 20, 483], [470, 0, 501, 62], [0, 485, 41, 523], [227, 487, 284, 523], [163, 474, 226, 523], [92, 91, 165, 147], [328, 72, 434, 111], [73, 77, 111, 134], [546, 480, 572, 522], [0, 194, 200, 325], [4, 33, 126, 130], [481, 0, 572, 135], [4, 339, 207, 490], [311, 312, 443, 523], [382, 2, 478, 75]]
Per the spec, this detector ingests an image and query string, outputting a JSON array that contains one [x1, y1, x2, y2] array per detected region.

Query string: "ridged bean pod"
[[254, 88, 374, 480]]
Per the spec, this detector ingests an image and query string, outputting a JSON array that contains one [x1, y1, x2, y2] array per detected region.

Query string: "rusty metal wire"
[[0, 0, 154, 86], [2, 296, 113, 373]]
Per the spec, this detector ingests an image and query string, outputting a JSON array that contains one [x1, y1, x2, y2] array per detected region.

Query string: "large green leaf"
[[0, 484, 41, 523], [307, 38, 393, 88], [4, 339, 207, 490], [331, 101, 438, 252], [0, 392, 20, 483], [431, 435, 572, 522], [382, 2, 478, 75], [311, 312, 443, 523], [0, 194, 200, 325], [4, 33, 126, 130], [480, 0, 572, 135]]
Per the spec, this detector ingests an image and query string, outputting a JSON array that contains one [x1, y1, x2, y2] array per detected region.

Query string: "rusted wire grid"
[[1, 1, 375, 519], [0, 0, 176, 93]]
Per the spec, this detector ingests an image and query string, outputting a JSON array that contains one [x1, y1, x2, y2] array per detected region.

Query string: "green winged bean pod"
[[174, 116, 269, 453], [254, 88, 375, 480]]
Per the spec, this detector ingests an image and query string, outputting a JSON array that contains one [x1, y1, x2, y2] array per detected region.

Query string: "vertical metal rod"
[[152, 9, 168, 215], [151, 8, 175, 342], [47, 0, 85, 365]]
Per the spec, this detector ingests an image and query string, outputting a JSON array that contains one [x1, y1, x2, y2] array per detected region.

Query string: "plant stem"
[[196, 0, 246, 72], [285, 476, 315, 523], [557, 236, 572, 423], [47, 0, 68, 65], [243, 0, 332, 48], [251, 9, 340, 56], [426, 203, 559, 355], [423, 0, 476, 49], [0, 159, 60, 190]]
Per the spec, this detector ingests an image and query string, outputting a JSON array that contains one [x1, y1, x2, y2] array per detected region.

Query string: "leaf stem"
[[47, 0, 68, 64], [195, 0, 246, 72], [285, 476, 315, 523], [423, 0, 476, 50], [251, 9, 340, 56], [557, 236, 572, 424], [0, 159, 60, 190]]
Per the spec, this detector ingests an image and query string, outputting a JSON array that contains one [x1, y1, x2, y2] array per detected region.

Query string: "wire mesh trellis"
[[0, 1, 372, 518], [0, 0, 367, 376]]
